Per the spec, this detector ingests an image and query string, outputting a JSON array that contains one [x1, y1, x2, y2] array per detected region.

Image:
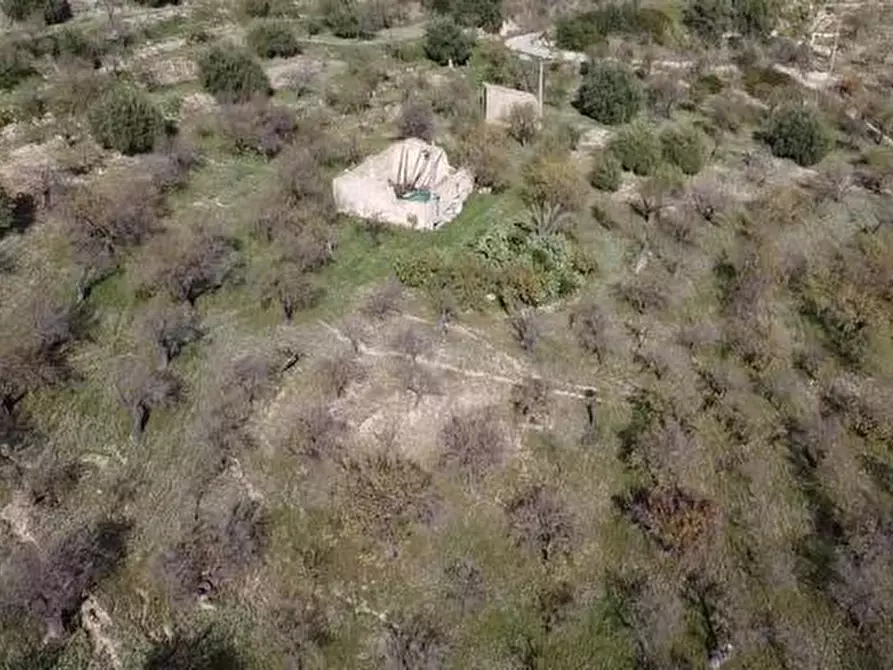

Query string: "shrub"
[[0, 43, 35, 91], [52, 26, 105, 65], [321, 0, 371, 38], [660, 124, 708, 175], [220, 100, 295, 157], [574, 63, 642, 125], [556, 4, 674, 50], [88, 84, 163, 155], [43, 0, 72, 24], [424, 17, 473, 66], [133, 0, 179, 6], [198, 45, 271, 103], [241, 0, 270, 17], [762, 104, 832, 167], [589, 150, 622, 191], [507, 103, 538, 145], [432, 0, 502, 31], [610, 122, 661, 176], [398, 100, 435, 141], [521, 151, 588, 211], [246, 20, 300, 58], [456, 123, 511, 191]]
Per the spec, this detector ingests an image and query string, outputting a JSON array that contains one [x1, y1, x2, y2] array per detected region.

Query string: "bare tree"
[[142, 228, 242, 306], [0, 519, 131, 639], [511, 377, 549, 423], [383, 611, 448, 670], [198, 354, 275, 456], [63, 179, 163, 300], [163, 498, 270, 601], [569, 302, 611, 362], [505, 485, 574, 564], [443, 558, 484, 614], [260, 262, 323, 321], [115, 362, 181, 439], [363, 277, 404, 321], [507, 103, 539, 146], [286, 404, 346, 462], [687, 179, 729, 225], [647, 75, 685, 119], [510, 310, 539, 353], [392, 326, 431, 363], [317, 352, 365, 398], [440, 407, 508, 477], [137, 302, 203, 369], [397, 100, 435, 143]]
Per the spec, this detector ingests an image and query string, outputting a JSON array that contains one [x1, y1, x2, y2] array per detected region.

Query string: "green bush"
[[52, 26, 105, 64], [556, 3, 674, 50], [246, 20, 300, 58], [763, 105, 832, 167], [0, 43, 35, 91], [321, 0, 372, 38], [88, 84, 163, 154], [198, 45, 271, 103], [242, 0, 271, 17], [610, 122, 661, 176], [43, 0, 72, 24], [1, 0, 71, 22], [424, 17, 474, 66], [574, 63, 642, 125], [590, 150, 622, 191], [684, 0, 779, 42], [660, 124, 708, 175], [431, 0, 502, 32]]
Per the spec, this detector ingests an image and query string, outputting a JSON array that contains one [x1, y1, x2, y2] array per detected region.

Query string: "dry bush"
[[115, 361, 181, 439], [383, 612, 448, 670], [391, 326, 431, 362], [63, 177, 165, 298], [363, 277, 404, 320], [200, 353, 275, 456], [340, 451, 436, 541], [440, 407, 508, 477], [140, 146, 202, 195], [0, 519, 130, 637], [443, 558, 484, 613], [505, 485, 574, 564], [163, 498, 270, 601], [286, 404, 346, 461], [810, 157, 854, 203], [26, 459, 85, 508], [521, 149, 589, 211], [569, 301, 612, 362], [260, 262, 324, 321], [616, 273, 670, 314], [510, 377, 549, 423], [144, 628, 246, 670], [397, 99, 435, 142], [219, 100, 296, 157], [616, 484, 716, 557], [646, 74, 684, 118], [317, 351, 364, 398], [507, 103, 539, 146], [687, 178, 729, 224], [137, 302, 203, 369], [455, 123, 512, 191], [0, 298, 84, 411], [140, 227, 242, 306], [275, 145, 330, 205], [509, 309, 539, 353]]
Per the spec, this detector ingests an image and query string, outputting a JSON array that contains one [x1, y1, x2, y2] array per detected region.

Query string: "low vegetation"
[[1, 0, 893, 667]]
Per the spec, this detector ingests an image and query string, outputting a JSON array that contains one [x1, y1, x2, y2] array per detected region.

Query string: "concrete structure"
[[332, 139, 474, 230], [482, 83, 541, 124]]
